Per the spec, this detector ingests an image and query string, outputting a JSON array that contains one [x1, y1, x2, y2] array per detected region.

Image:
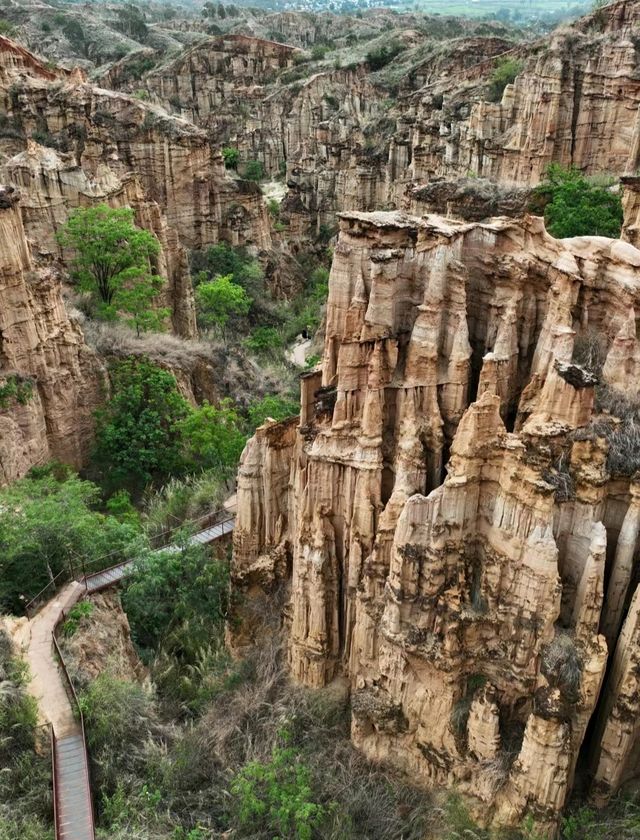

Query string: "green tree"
[[533, 164, 623, 239], [57, 205, 166, 329], [243, 159, 264, 182], [93, 358, 190, 495], [487, 57, 523, 102], [248, 394, 298, 428], [123, 543, 229, 658], [180, 399, 247, 478], [195, 273, 251, 337], [117, 274, 170, 336], [222, 147, 239, 169], [245, 326, 283, 355], [0, 471, 142, 612], [114, 3, 148, 41]]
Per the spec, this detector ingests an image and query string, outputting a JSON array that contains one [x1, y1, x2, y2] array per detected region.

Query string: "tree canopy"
[[533, 164, 623, 239], [0, 470, 142, 613], [93, 358, 190, 495], [195, 273, 252, 336], [57, 204, 167, 330]]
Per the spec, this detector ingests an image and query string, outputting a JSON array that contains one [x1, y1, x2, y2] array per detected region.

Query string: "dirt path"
[[286, 336, 312, 367], [12, 581, 85, 736]]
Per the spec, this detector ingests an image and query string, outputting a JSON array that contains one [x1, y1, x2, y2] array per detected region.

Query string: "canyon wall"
[[0, 35, 271, 254], [232, 210, 640, 831], [126, 0, 640, 235], [0, 35, 275, 479], [0, 185, 104, 483]]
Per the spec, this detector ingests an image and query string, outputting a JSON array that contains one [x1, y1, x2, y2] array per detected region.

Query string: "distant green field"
[[398, 0, 592, 18]]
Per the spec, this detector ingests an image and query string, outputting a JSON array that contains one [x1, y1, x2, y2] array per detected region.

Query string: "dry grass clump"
[[542, 451, 575, 502], [541, 631, 582, 702], [142, 471, 228, 540]]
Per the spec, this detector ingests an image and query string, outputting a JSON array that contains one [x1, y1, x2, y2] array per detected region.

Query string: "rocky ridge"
[[0, 34, 274, 481], [115, 0, 640, 237], [231, 210, 640, 831]]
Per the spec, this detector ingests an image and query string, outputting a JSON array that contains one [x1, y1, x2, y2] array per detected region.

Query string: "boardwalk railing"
[[25, 508, 235, 617], [40, 507, 235, 840], [51, 619, 95, 840]]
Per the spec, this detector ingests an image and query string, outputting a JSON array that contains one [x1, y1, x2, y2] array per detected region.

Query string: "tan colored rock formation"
[[4, 141, 196, 337], [622, 176, 640, 249], [60, 590, 146, 686], [0, 36, 271, 254], [232, 210, 640, 830], [0, 185, 104, 483], [131, 2, 640, 235]]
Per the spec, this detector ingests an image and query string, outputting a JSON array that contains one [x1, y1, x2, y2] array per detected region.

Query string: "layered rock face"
[[0, 36, 271, 255], [130, 2, 640, 234], [3, 141, 197, 337], [232, 210, 640, 830], [0, 186, 104, 483], [288, 0, 640, 228]]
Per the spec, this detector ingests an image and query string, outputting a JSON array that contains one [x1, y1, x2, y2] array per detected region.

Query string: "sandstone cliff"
[[232, 210, 640, 832], [123, 1, 640, 236], [0, 185, 105, 483], [0, 35, 271, 256]]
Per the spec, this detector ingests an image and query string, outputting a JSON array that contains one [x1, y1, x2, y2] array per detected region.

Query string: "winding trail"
[[12, 506, 236, 840]]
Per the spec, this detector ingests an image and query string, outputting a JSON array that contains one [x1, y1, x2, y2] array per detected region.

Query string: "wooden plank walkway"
[[54, 732, 93, 840], [19, 512, 235, 840]]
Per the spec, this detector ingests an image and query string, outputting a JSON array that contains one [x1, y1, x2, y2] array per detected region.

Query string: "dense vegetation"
[[533, 165, 623, 239], [0, 467, 143, 612]]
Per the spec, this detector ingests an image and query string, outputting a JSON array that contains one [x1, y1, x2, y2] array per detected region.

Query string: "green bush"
[[230, 740, 329, 839], [532, 164, 623, 239], [245, 326, 283, 355], [62, 601, 94, 637], [248, 394, 298, 428], [222, 146, 239, 169], [365, 42, 404, 71], [122, 543, 231, 710], [243, 159, 265, 182], [487, 57, 522, 102], [0, 375, 33, 408], [180, 399, 247, 479], [195, 273, 252, 337]]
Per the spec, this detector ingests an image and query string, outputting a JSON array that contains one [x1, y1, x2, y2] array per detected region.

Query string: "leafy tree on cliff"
[[57, 204, 168, 331], [180, 399, 247, 480], [533, 164, 623, 239]]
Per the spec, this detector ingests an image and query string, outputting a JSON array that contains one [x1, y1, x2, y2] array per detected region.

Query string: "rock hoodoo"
[[232, 210, 640, 831]]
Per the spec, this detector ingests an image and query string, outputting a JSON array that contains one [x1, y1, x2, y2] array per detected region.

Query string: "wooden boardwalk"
[[21, 511, 235, 840]]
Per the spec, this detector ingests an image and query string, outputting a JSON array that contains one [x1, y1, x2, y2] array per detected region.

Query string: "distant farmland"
[[402, 0, 592, 18]]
